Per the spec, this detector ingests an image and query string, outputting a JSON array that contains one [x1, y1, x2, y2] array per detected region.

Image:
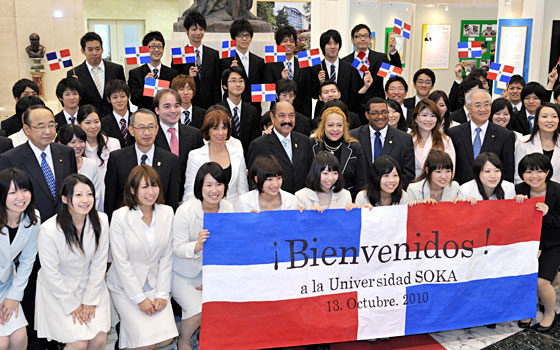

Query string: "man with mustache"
[[247, 101, 313, 193]]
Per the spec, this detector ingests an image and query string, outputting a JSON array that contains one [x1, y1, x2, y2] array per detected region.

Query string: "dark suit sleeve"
[[128, 69, 145, 108], [401, 135, 416, 189], [263, 63, 276, 83], [352, 143, 369, 196], [0, 153, 12, 171], [501, 130, 515, 182], [165, 156, 181, 210], [211, 56, 222, 106], [449, 81, 461, 112], [389, 51, 402, 68], [247, 138, 264, 168], [116, 64, 126, 81], [104, 153, 118, 219]]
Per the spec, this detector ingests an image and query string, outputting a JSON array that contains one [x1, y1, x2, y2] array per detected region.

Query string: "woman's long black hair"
[[0, 168, 38, 231]]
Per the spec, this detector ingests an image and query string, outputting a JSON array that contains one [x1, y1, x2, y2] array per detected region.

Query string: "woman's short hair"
[[200, 110, 232, 141], [518, 153, 553, 181], [123, 165, 165, 208], [314, 107, 357, 143], [249, 155, 283, 192], [528, 102, 560, 144], [0, 168, 38, 230], [472, 152, 505, 200], [55, 124, 87, 145], [193, 162, 229, 201], [366, 155, 403, 205], [414, 149, 454, 183], [490, 98, 514, 130], [170, 74, 196, 95], [306, 151, 344, 193]]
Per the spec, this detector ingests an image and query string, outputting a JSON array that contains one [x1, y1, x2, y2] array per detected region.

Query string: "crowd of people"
[[1, 9, 560, 350]]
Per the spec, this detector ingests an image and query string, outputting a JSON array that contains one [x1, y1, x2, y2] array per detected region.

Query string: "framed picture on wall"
[[385, 28, 405, 67], [420, 24, 451, 70]]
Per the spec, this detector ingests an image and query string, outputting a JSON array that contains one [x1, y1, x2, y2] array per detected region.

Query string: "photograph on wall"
[[463, 24, 480, 37], [421, 24, 451, 69], [257, 1, 311, 50], [385, 28, 406, 66], [459, 20, 497, 73], [481, 24, 497, 37], [461, 59, 478, 74], [480, 59, 490, 70]]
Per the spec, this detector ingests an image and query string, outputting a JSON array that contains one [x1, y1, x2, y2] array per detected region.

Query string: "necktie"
[[152, 68, 159, 79], [40, 152, 56, 198], [140, 154, 148, 165], [513, 106, 518, 112], [195, 48, 202, 77], [330, 64, 336, 83], [528, 115, 535, 132], [92, 66, 103, 97], [241, 55, 249, 73], [119, 118, 128, 143], [69, 116, 76, 124], [232, 106, 240, 138], [473, 127, 482, 159], [374, 131, 382, 161], [168, 127, 179, 156], [286, 61, 293, 80], [281, 138, 292, 162], [183, 110, 191, 125]]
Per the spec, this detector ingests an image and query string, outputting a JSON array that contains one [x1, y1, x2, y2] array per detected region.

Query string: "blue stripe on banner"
[[124, 47, 136, 54], [472, 51, 482, 58], [352, 58, 360, 68], [500, 75, 512, 84], [203, 209, 362, 266], [404, 273, 537, 335]]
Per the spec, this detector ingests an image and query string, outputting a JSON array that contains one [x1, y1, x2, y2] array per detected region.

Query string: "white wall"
[[538, 0, 560, 84]]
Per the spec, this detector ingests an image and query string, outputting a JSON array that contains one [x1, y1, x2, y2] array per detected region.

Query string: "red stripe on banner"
[[200, 292, 359, 349], [406, 198, 542, 251]]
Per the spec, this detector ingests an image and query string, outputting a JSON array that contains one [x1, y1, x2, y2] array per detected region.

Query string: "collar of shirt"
[[180, 106, 193, 124], [238, 51, 249, 62], [325, 57, 339, 72], [470, 120, 489, 142], [273, 127, 291, 144], [28, 141, 52, 166], [148, 62, 162, 73], [133, 205, 156, 229], [86, 60, 105, 74], [415, 95, 422, 106], [525, 108, 535, 119], [284, 56, 295, 68], [135, 144, 155, 166], [401, 104, 407, 116], [160, 121, 179, 139], [62, 109, 77, 124], [190, 44, 203, 61], [227, 98, 242, 114], [369, 124, 388, 141], [354, 49, 370, 59], [464, 105, 471, 122], [113, 110, 129, 125], [513, 102, 523, 111]]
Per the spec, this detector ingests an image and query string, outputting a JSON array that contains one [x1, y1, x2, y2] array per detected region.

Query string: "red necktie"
[[169, 127, 179, 156]]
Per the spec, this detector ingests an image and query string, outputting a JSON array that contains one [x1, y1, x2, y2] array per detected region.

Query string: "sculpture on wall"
[[25, 33, 46, 58], [26, 33, 46, 97]]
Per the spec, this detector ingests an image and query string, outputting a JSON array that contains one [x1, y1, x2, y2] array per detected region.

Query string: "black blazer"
[[516, 181, 560, 250], [247, 131, 314, 194], [312, 110, 361, 130], [350, 125, 415, 188], [104, 145, 181, 219], [403, 97, 416, 112], [54, 111, 68, 131], [451, 107, 468, 124], [221, 52, 265, 115], [68, 60, 126, 116], [188, 105, 207, 129], [171, 45, 222, 109], [448, 80, 461, 112], [154, 123, 204, 200], [0, 137, 13, 154], [264, 59, 312, 118], [510, 107, 531, 135], [1, 114, 22, 136], [101, 113, 135, 148], [0, 142, 77, 220], [447, 121, 515, 184], [128, 64, 178, 111], [312, 139, 368, 198], [215, 100, 260, 153], [294, 112, 312, 136]]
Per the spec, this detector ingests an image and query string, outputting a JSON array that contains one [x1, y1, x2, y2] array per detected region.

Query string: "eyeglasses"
[[28, 123, 57, 131], [471, 102, 491, 109], [388, 87, 405, 92], [368, 111, 389, 117], [353, 34, 370, 40], [132, 125, 157, 133], [149, 45, 163, 50], [279, 92, 295, 99], [416, 79, 432, 86], [228, 79, 245, 85], [236, 33, 251, 39]]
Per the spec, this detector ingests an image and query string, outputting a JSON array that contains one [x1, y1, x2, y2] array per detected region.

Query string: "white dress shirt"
[[369, 125, 388, 161], [135, 144, 155, 166], [238, 51, 250, 73], [470, 120, 489, 145], [180, 106, 193, 125], [86, 60, 105, 96], [325, 58, 339, 83], [113, 110, 129, 130], [273, 128, 292, 159], [160, 122, 180, 146], [148, 63, 162, 75], [28, 142, 54, 172], [227, 98, 242, 120], [62, 109, 78, 124]]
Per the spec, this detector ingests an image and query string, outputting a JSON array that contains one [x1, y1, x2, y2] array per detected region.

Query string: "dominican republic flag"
[[377, 62, 403, 78], [394, 18, 411, 39], [352, 51, 370, 73], [125, 46, 150, 65], [46, 49, 72, 71], [143, 78, 170, 97], [200, 199, 542, 349], [171, 46, 196, 64], [221, 40, 236, 59], [297, 48, 321, 68], [265, 45, 286, 63], [251, 84, 276, 102], [458, 41, 482, 58], [487, 62, 515, 83]]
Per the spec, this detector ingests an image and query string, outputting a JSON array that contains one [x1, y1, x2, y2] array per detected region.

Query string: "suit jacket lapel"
[[78, 62, 100, 99], [155, 127, 171, 152], [21, 143, 53, 200], [340, 143, 353, 174], [0, 229, 10, 262], [360, 126, 373, 165], [152, 147, 165, 171], [290, 133, 302, 168], [51, 145, 65, 195], [382, 128, 395, 155], [480, 123, 496, 153], [268, 134, 292, 166], [126, 209, 150, 257], [461, 123, 475, 160]]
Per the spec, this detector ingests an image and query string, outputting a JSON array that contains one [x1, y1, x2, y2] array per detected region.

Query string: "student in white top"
[[0, 169, 40, 349], [106, 165, 177, 350], [491, 98, 522, 149], [235, 155, 298, 212], [460, 152, 516, 202], [295, 152, 355, 211], [407, 150, 463, 204], [35, 174, 110, 348], [172, 162, 233, 350], [355, 155, 408, 207]]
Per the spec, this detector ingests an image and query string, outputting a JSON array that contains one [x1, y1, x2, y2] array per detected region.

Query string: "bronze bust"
[[25, 33, 46, 59]]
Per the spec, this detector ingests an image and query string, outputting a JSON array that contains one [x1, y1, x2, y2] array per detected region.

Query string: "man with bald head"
[[447, 89, 515, 184], [247, 101, 313, 193]]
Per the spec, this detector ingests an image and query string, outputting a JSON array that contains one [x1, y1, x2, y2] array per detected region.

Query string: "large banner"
[[200, 199, 542, 349]]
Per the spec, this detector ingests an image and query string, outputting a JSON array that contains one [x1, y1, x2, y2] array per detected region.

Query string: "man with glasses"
[[448, 89, 514, 184], [104, 108, 180, 218], [385, 76, 413, 125], [350, 97, 415, 188], [129, 31, 178, 111], [404, 68, 436, 111]]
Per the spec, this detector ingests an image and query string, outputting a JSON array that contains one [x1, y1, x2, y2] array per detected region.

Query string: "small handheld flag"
[[377, 62, 403, 79], [251, 84, 276, 102], [171, 46, 196, 65], [221, 40, 236, 59], [125, 46, 150, 65], [458, 41, 482, 59], [46, 49, 73, 71], [394, 19, 411, 39], [297, 48, 321, 68], [265, 46, 286, 63], [352, 51, 370, 73], [486, 62, 515, 83], [143, 78, 170, 97]]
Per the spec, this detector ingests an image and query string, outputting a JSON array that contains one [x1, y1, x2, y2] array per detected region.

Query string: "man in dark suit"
[[101, 79, 135, 148], [128, 31, 178, 111], [264, 25, 312, 118], [170, 74, 207, 128], [9, 96, 45, 148], [54, 77, 82, 130], [0, 137, 13, 154], [0, 105, 77, 350], [504, 74, 525, 113], [104, 109, 181, 218], [312, 80, 362, 130], [447, 89, 515, 184], [275, 79, 312, 136], [450, 78, 484, 124], [221, 19, 265, 116], [403, 68, 435, 111], [214, 67, 260, 153], [350, 97, 415, 188], [511, 82, 547, 135], [153, 89, 204, 200], [171, 11, 221, 110], [1, 79, 39, 136], [247, 101, 313, 193], [385, 76, 413, 125], [67, 32, 126, 116], [449, 67, 489, 112]]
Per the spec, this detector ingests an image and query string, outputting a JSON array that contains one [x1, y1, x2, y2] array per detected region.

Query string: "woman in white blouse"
[[355, 155, 408, 207], [35, 174, 110, 349], [236, 155, 298, 212], [460, 152, 516, 201], [106, 165, 177, 350], [183, 110, 248, 206], [172, 162, 233, 350], [409, 99, 456, 178]]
